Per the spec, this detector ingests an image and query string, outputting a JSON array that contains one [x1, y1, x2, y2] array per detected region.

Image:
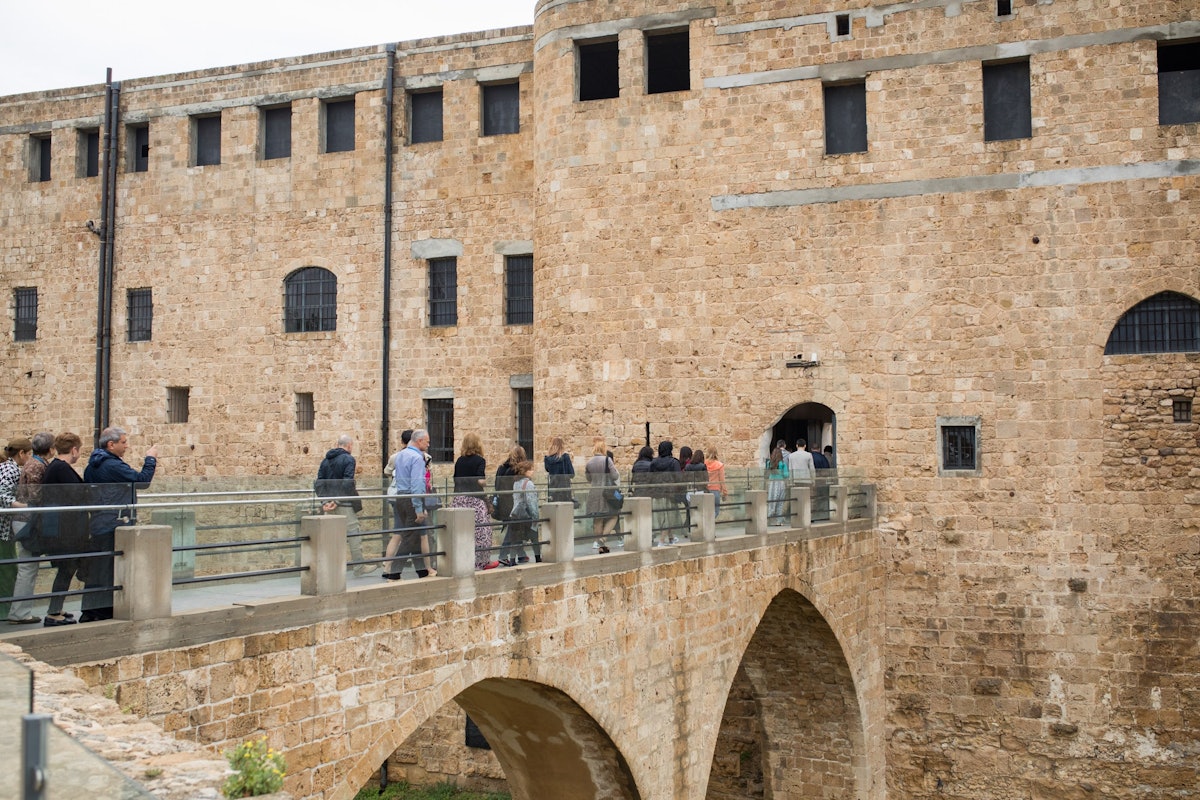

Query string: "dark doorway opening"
[[770, 402, 835, 463]]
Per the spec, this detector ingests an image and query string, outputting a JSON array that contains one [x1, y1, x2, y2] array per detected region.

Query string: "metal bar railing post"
[[22, 713, 50, 800]]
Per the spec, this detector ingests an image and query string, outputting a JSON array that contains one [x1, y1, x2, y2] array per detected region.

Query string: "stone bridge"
[[12, 493, 883, 800]]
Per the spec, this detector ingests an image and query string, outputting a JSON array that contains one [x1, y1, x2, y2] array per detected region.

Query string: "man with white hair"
[[315, 434, 377, 577]]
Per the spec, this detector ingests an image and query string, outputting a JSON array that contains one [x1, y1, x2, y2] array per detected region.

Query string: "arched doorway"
[[766, 403, 835, 465]]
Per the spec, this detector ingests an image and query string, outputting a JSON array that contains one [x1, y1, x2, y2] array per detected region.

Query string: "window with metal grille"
[[426, 399, 455, 463], [262, 105, 292, 160], [296, 393, 315, 431], [646, 29, 689, 94], [1174, 399, 1193, 423], [193, 114, 221, 166], [14, 288, 37, 341], [1104, 292, 1200, 354], [578, 39, 619, 101], [324, 98, 355, 153], [824, 82, 867, 155], [79, 129, 100, 178], [516, 388, 533, 459], [1159, 42, 1200, 125], [505, 254, 533, 325], [128, 123, 149, 173], [941, 425, 977, 471], [983, 59, 1032, 141], [409, 90, 443, 144], [167, 387, 190, 424], [127, 288, 152, 342], [284, 267, 337, 333], [482, 82, 519, 136], [429, 258, 458, 327], [30, 135, 51, 182]]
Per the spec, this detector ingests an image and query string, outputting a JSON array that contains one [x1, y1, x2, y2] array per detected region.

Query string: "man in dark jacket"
[[649, 441, 684, 544], [315, 435, 376, 577], [80, 426, 157, 622]]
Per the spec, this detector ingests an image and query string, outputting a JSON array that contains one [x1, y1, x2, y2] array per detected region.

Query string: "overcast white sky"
[[0, 0, 534, 96]]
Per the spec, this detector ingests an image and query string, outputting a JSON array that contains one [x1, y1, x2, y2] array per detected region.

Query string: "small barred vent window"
[[1174, 399, 1193, 423], [1104, 292, 1200, 355], [14, 287, 38, 341], [296, 393, 315, 431]]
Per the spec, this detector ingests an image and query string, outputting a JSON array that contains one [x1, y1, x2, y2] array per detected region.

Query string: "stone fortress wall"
[[1, 0, 1198, 797]]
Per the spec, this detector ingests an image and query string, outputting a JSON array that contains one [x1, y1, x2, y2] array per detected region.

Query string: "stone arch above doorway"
[[762, 402, 836, 466]]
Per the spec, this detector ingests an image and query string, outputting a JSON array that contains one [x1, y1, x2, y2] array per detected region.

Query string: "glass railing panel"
[[0, 654, 32, 799], [44, 721, 155, 799]]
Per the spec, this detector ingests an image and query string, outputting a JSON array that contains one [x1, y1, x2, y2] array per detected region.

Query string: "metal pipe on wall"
[[381, 44, 397, 470], [93, 69, 120, 446]]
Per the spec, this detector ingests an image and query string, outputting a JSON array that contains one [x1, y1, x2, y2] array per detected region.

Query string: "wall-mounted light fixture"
[[787, 352, 820, 369]]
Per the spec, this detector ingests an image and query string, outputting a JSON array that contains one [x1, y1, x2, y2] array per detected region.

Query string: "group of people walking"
[[0, 426, 157, 626], [765, 438, 834, 525]]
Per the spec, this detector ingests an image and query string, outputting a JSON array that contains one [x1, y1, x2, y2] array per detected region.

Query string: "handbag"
[[603, 486, 624, 510]]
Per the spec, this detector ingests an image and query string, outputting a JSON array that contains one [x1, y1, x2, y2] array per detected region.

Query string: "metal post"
[[22, 713, 50, 800]]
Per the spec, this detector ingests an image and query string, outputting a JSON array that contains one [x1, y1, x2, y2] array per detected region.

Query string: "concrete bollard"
[[543, 501, 575, 563], [691, 490, 716, 542], [745, 490, 767, 536], [114, 524, 173, 621], [790, 486, 813, 530], [440, 507, 477, 579], [625, 496, 653, 551], [300, 514, 347, 597]]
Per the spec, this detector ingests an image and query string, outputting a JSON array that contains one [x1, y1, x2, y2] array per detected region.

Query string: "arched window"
[[284, 267, 337, 332], [1104, 291, 1200, 355]]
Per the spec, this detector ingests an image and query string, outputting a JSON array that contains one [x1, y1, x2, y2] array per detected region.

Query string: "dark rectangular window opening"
[[429, 257, 458, 327], [942, 426, 977, 471], [835, 14, 851, 37], [79, 129, 100, 178], [983, 59, 1032, 141], [194, 115, 221, 166], [1174, 398, 1193, 423], [824, 82, 867, 155], [646, 30, 690, 94], [578, 39, 619, 101], [996, 0, 1013, 16], [296, 393, 315, 431], [482, 82, 520, 136], [409, 90, 444, 144], [1159, 41, 1200, 125], [505, 254, 534, 325], [127, 288, 153, 342], [516, 388, 533, 460], [14, 287, 37, 341], [426, 399, 455, 464], [324, 98, 356, 153], [167, 387, 190, 424], [31, 135, 51, 182], [465, 715, 491, 750], [262, 105, 292, 160], [128, 123, 149, 173]]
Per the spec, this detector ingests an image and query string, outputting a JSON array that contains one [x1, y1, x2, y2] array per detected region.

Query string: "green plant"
[[355, 780, 510, 800], [221, 736, 286, 798], [143, 767, 164, 779]]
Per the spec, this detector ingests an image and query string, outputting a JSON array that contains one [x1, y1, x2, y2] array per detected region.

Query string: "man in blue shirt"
[[383, 429, 432, 580]]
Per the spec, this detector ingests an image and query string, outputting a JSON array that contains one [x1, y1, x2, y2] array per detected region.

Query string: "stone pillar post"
[[114, 524, 173, 621], [441, 507, 477, 579], [152, 508, 196, 580], [543, 501, 575, 563], [300, 514, 347, 597], [832, 485, 849, 524], [790, 486, 813, 530], [745, 490, 767, 536], [625, 496, 653, 551], [691, 491, 716, 542]]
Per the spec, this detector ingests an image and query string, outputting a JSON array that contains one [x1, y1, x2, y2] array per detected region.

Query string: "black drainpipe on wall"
[[381, 44, 397, 470], [93, 69, 120, 446]]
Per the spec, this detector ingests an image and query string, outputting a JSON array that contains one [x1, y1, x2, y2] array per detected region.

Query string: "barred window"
[[167, 387, 190, 424], [127, 288, 152, 342], [284, 267, 337, 333], [426, 399, 455, 463], [14, 288, 37, 341], [937, 416, 981, 475], [262, 105, 292, 160], [516, 388, 534, 459], [410, 90, 443, 144], [429, 258, 458, 327], [482, 82, 519, 136], [1104, 292, 1200, 355], [296, 393, 315, 431], [505, 254, 533, 325], [1174, 398, 1193, 424], [324, 98, 355, 153]]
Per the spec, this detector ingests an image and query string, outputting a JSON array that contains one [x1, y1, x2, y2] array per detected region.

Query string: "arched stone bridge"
[[15, 494, 883, 800]]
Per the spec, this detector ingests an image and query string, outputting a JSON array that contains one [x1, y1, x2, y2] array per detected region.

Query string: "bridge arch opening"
[[764, 402, 835, 465], [373, 677, 641, 800], [707, 589, 866, 800]]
